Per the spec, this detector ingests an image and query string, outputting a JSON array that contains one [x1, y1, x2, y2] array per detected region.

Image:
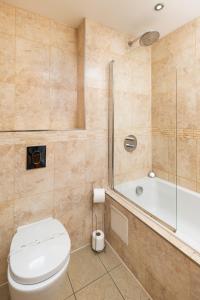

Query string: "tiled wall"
[[106, 195, 200, 300], [0, 1, 78, 130], [113, 47, 152, 184], [0, 2, 131, 285], [152, 18, 200, 192]]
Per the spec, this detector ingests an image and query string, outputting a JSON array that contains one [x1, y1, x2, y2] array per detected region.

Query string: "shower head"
[[128, 31, 160, 47]]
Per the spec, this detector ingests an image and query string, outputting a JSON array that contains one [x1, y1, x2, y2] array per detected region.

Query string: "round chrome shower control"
[[124, 135, 137, 152], [136, 186, 143, 196]]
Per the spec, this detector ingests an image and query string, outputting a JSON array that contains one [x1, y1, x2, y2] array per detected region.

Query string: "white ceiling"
[[4, 0, 200, 37]]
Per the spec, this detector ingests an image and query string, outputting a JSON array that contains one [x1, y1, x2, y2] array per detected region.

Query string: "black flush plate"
[[27, 145, 46, 170]]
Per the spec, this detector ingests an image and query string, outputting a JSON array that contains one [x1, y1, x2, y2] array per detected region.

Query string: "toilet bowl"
[[8, 218, 71, 300]]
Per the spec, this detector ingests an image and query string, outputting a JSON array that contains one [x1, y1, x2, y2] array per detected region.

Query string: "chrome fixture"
[[128, 31, 160, 47], [136, 186, 143, 196], [154, 3, 164, 11], [124, 135, 137, 152], [148, 171, 156, 178]]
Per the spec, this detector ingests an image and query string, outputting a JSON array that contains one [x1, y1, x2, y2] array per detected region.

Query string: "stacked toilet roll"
[[93, 188, 105, 204], [92, 188, 105, 252]]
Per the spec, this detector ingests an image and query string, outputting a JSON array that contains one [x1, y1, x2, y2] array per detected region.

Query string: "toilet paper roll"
[[93, 188, 105, 203], [92, 230, 105, 252]]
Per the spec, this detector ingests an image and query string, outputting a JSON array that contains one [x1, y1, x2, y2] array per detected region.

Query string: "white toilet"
[[8, 218, 71, 300]]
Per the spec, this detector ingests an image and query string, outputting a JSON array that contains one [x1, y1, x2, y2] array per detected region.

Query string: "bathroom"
[[0, 0, 200, 299]]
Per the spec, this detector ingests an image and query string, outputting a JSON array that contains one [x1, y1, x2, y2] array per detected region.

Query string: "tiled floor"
[[0, 244, 151, 300]]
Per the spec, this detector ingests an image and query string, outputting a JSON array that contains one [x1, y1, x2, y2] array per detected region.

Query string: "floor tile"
[[66, 295, 76, 300], [68, 246, 106, 292], [140, 289, 151, 300], [75, 274, 123, 300], [56, 273, 73, 299], [0, 283, 10, 300], [98, 243, 121, 271], [110, 265, 142, 300]]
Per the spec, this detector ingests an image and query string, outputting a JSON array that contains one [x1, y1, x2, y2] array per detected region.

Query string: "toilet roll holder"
[[92, 189, 105, 252]]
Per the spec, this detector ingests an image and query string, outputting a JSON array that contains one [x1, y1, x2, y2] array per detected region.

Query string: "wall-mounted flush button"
[[27, 146, 46, 170]]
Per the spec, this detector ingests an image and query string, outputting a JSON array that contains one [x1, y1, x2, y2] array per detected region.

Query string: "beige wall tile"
[[54, 186, 92, 250], [54, 139, 87, 189], [86, 135, 108, 184], [50, 87, 77, 129], [50, 46, 77, 89], [169, 21, 196, 69], [189, 258, 200, 300], [50, 21, 77, 51], [0, 32, 15, 83], [0, 200, 14, 284], [196, 139, 200, 181], [114, 91, 133, 130], [0, 144, 15, 203], [0, 1, 15, 35], [168, 136, 177, 176], [16, 37, 50, 86], [195, 17, 200, 61], [14, 142, 54, 198], [177, 137, 197, 181], [77, 21, 86, 129], [0, 83, 15, 131], [177, 177, 196, 192], [85, 19, 128, 55], [85, 87, 108, 130], [16, 8, 50, 45], [177, 65, 197, 129], [0, 200, 14, 256], [152, 18, 200, 191], [132, 94, 151, 128], [0, 3, 80, 131], [114, 48, 151, 95], [196, 62, 200, 130], [15, 84, 50, 130], [152, 92, 176, 130], [152, 134, 169, 174], [14, 191, 54, 227]]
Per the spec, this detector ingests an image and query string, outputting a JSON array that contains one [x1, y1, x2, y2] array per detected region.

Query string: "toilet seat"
[[9, 218, 71, 285]]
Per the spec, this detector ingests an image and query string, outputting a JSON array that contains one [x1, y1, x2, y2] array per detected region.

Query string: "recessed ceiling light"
[[154, 3, 164, 11]]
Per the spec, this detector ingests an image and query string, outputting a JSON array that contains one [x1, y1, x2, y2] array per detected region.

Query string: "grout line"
[[68, 242, 151, 299], [67, 273, 77, 300], [96, 246, 126, 300], [68, 244, 108, 295], [108, 270, 126, 300], [71, 243, 90, 254], [97, 247, 122, 273], [105, 240, 153, 300], [73, 272, 108, 295]]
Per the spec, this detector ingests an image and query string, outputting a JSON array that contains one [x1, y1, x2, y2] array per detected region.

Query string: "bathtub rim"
[[113, 181, 177, 233], [106, 188, 200, 267], [113, 187, 176, 232]]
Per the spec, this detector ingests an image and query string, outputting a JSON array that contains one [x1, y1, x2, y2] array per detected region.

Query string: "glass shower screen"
[[109, 45, 177, 231]]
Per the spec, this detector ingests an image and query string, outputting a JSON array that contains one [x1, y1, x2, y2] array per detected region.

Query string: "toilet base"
[[8, 257, 69, 300]]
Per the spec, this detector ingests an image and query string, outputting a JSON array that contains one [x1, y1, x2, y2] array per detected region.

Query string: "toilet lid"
[[9, 218, 71, 285]]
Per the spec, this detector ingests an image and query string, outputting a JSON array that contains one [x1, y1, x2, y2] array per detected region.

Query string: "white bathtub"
[[115, 177, 200, 252]]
